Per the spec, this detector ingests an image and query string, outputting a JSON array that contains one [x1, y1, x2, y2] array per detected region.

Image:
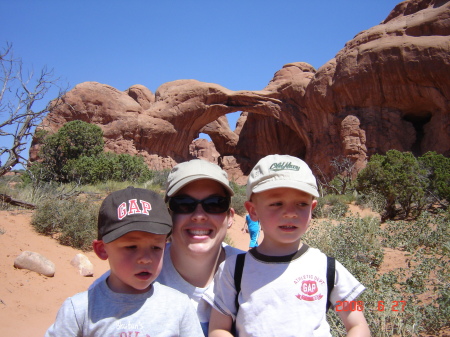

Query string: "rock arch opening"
[[402, 113, 432, 156]]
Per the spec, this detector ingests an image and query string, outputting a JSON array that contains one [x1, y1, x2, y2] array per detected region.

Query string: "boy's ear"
[[311, 199, 318, 211], [92, 240, 108, 260], [245, 201, 259, 221]]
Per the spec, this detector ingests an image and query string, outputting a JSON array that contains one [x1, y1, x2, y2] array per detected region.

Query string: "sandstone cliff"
[[30, 0, 450, 183]]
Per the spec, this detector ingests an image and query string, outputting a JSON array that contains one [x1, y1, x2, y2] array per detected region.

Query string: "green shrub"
[[149, 169, 170, 188], [418, 151, 450, 203], [305, 216, 384, 274], [356, 150, 428, 220], [43, 120, 104, 160], [230, 181, 247, 216], [304, 211, 450, 336], [34, 120, 104, 182], [313, 194, 349, 219], [63, 152, 153, 184], [30, 121, 154, 186], [354, 190, 386, 214], [382, 210, 450, 251], [32, 196, 98, 251], [58, 211, 98, 251]]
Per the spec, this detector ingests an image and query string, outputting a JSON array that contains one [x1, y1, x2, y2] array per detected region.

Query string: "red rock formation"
[[189, 139, 220, 164], [304, 0, 450, 168], [30, 0, 450, 181]]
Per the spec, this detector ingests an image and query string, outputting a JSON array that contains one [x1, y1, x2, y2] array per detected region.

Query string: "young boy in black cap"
[[45, 187, 203, 337]]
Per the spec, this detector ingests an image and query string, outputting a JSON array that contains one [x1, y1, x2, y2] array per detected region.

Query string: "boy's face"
[[245, 187, 317, 255], [170, 179, 234, 257], [94, 231, 166, 294]]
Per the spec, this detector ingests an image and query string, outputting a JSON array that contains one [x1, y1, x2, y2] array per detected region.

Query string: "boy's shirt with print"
[[45, 280, 203, 337], [205, 245, 365, 337]]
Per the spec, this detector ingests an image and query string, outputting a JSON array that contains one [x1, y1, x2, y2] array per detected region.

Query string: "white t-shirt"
[[205, 245, 365, 337]]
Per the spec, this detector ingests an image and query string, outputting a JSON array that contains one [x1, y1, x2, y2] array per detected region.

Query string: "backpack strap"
[[234, 253, 246, 312], [326, 256, 336, 312]]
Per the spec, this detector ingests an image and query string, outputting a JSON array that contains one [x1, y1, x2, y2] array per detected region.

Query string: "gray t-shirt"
[[158, 242, 243, 335], [45, 280, 203, 337]]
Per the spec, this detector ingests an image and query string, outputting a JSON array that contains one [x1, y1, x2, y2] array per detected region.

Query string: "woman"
[[160, 159, 243, 335], [92, 159, 242, 336]]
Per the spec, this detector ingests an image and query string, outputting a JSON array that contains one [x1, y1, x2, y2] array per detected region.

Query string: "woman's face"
[[169, 179, 234, 256]]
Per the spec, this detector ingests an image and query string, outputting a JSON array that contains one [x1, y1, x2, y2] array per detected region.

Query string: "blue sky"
[[1, 0, 401, 167]]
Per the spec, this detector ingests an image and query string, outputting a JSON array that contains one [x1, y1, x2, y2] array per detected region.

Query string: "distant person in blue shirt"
[[243, 213, 260, 248]]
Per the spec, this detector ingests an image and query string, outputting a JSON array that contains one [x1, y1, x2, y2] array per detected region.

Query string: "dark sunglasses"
[[168, 195, 231, 214]]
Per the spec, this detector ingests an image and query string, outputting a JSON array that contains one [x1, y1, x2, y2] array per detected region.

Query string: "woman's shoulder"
[[223, 242, 245, 257]]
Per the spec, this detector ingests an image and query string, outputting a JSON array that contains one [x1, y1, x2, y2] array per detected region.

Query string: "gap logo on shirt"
[[294, 275, 325, 302]]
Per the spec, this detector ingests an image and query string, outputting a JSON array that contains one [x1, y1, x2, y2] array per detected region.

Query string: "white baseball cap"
[[246, 154, 319, 199], [165, 159, 234, 200]]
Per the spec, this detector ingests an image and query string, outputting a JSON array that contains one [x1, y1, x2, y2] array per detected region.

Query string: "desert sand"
[[0, 209, 255, 336]]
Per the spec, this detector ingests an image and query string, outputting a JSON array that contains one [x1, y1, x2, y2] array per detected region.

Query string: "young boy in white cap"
[[45, 187, 203, 337], [207, 155, 370, 337]]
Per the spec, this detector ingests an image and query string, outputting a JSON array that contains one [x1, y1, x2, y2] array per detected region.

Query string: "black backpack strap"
[[234, 253, 246, 312], [326, 256, 336, 312]]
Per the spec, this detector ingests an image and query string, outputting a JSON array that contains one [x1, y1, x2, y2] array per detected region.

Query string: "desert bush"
[[28, 120, 153, 185], [148, 169, 170, 188], [382, 210, 450, 251], [316, 155, 358, 195], [63, 152, 153, 184], [44, 120, 104, 160], [230, 181, 247, 216], [32, 120, 104, 182], [356, 150, 428, 220], [32, 196, 98, 251], [418, 151, 450, 204], [304, 211, 449, 336], [304, 216, 384, 274], [313, 194, 349, 219], [380, 211, 449, 335], [0, 175, 18, 210], [354, 190, 386, 214]]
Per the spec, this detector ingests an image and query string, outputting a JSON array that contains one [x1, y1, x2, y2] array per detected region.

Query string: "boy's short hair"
[[165, 159, 234, 201], [246, 154, 319, 199], [98, 186, 172, 243]]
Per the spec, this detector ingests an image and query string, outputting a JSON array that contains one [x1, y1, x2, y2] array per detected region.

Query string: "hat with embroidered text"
[[98, 186, 172, 243], [165, 159, 234, 200], [246, 154, 319, 199]]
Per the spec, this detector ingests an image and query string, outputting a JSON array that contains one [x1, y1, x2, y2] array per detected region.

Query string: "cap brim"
[[166, 175, 234, 198], [102, 221, 172, 243], [251, 180, 319, 198]]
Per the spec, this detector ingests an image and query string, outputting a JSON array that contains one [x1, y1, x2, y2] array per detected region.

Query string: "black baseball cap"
[[98, 187, 172, 243]]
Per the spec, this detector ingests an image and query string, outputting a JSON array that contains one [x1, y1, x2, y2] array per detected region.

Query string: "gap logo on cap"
[[118, 199, 152, 220], [269, 161, 300, 172]]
